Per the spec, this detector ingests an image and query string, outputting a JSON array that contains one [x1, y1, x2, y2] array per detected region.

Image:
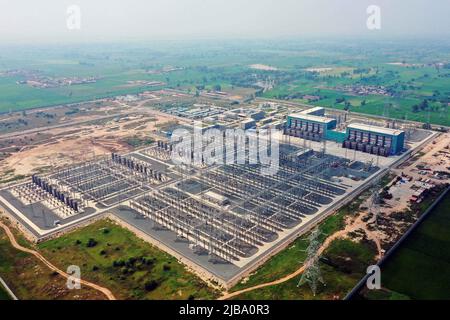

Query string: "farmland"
[[363, 192, 450, 300], [1, 39, 449, 125]]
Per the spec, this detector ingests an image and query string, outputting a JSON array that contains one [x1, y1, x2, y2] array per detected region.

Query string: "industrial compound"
[[0, 105, 434, 287]]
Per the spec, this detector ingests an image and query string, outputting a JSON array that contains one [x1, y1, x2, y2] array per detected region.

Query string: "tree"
[[86, 238, 98, 248], [419, 99, 429, 111], [144, 280, 160, 292], [344, 101, 352, 111]]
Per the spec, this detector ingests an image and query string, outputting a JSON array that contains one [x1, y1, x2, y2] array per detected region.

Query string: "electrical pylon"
[[368, 178, 382, 226], [297, 228, 325, 296]]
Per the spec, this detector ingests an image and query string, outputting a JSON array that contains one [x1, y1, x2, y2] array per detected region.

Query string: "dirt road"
[[219, 213, 383, 300], [0, 221, 116, 300]]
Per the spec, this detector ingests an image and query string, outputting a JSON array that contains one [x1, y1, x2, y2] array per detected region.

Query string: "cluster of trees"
[[0, 118, 29, 129], [113, 256, 156, 269], [411, 99, 431, 113], [353, 67, 371, 75], [111, 256, 158, 279], [411, 100, 450, 127], [110, 256, 168, 292], [334, 97, 353, 110]]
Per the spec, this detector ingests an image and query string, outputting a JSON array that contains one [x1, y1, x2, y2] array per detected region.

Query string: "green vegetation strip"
[[232, 239, 376, 300], [230, 198, 363, 293], [38, 219, 219, 300]]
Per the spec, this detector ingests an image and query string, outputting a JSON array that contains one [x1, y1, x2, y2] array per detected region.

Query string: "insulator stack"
[[31, 175, 80, 212], [110, 153, 164, 181]]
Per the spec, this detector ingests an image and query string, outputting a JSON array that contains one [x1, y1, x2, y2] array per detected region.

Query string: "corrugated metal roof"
[[288, 113, 335, 124], [300, 107, 324, 114], [347, 123, 404, 136]]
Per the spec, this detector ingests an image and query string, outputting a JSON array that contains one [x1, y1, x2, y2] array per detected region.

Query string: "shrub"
[[113, 260, 125, 267], [144, 280, 160, 292], [86, 238, 98, 248]]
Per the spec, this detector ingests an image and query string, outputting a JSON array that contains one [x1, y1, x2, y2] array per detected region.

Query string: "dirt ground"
[[0, 101, 183, 179], [347, 133, 450, 252]]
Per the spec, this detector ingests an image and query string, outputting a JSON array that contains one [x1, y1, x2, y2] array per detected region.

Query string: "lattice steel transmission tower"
[[368, 178, 382, 226], [297, 228, 325, 296]]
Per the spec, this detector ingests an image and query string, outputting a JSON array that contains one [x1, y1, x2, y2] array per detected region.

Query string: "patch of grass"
[[233, 239, 377, 300], [0, 283, 11, 300], [0, 220, 104, 300], [363, 288, 411, 300], [324, 239, 376, 274], [38, 219, 219, 300], [367, 192, 450, 300], [123, 136, 154, 148], [0, 174, 26, 184], [230, 207, 347, 292]]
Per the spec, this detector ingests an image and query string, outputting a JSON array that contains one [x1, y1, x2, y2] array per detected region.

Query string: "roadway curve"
[[219, 215, 383, 300], [0, 221, 116, 300]]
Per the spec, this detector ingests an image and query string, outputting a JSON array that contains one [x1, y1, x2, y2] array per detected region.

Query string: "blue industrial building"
[[343, 123, 405, 156], [285, 109, 338, 142], [284, 107, 405, 157]]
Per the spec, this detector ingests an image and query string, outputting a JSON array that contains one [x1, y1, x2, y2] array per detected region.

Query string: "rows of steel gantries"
[[49, 154, 166, 206], [111, 153, 168, 182], [130, 151, 348, 263], [142, 141, 173, 161], [12, 175, 82, 215]]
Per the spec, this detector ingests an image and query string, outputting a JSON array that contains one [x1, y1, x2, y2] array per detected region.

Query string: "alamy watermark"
[[66, 5, 81, 30], [367, 5, 381, 30], [170, 122, 280, 176], [366, 265, 381, 290], [66, 265, 81, 290]]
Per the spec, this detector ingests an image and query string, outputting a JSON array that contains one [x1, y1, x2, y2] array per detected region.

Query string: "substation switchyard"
[[0, 115, 434, 288]]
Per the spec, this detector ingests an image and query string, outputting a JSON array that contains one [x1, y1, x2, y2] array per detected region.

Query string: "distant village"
[[330, 85, 392, 97], [1, 69, 98, 89]]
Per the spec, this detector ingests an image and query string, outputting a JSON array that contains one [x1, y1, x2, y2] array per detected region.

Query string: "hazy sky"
[[0, 0, 449, 43]]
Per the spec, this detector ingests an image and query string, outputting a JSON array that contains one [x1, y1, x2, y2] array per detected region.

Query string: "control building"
[[284, 107, 405, 157], [343, 123, 405, 156], [285, 107, 337, 141]]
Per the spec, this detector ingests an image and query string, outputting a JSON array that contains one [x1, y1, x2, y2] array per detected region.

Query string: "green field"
[[0, 283, 11, 300], [262, 63, 450, 126], [0, 221, 105, 300], [364, 192, 450, 300], [38, 219, 219, 300], [1, 40, 449, 126]]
